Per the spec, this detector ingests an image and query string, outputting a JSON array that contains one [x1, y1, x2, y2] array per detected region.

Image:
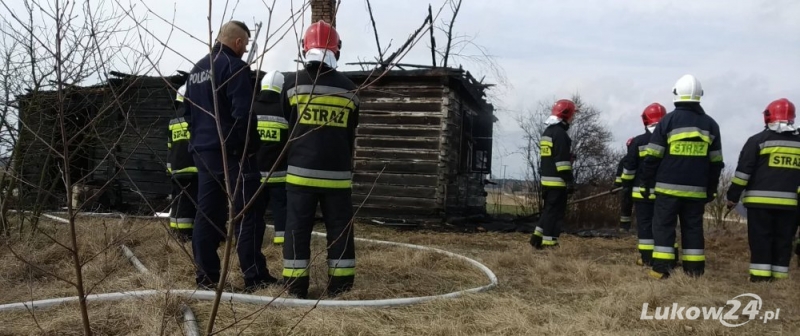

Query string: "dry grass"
[[1, 216, 799, 335]]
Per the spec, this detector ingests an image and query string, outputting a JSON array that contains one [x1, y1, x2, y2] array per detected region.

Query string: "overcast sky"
[[8, 0, 800, 179]]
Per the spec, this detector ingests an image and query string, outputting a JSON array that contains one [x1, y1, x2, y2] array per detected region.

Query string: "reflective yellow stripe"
[[760, 146, 800, 156], [258, 121, 288, 129], [682, 255, 705, 262], [638, 151, 647, 157], [667, 131, 711, 144], [273, 236, 285, 244], [540, 140, 553, 147], [621, 173, 635, 180], [282, 268, 310, 277], [290, 95, 357, 109], [542, 240, 558, 246], [286, 174, 351, 188], [654, 187, 706, 199], [652, 252, 675, 260], [557, 166, 571, 172], [261, 84, 281, 92], [169, 221, 178, 228], [541, 181, 566, 187], [170, 167, 198, 175], [328, 268, 355, 276], [645, 147, 663, 158], [638, 244, 654, 251], [773, 272, 789, 279], [732, 177, 748, 186], [749, 269, 771, 277], [262, 176, 287, 183], [742, 197, 798, 206], [615, 177, 622, 183], [169, 122, 189, 130]]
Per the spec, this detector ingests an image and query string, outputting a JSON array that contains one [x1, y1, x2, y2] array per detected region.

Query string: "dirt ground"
[[1, 215, 799, 335]]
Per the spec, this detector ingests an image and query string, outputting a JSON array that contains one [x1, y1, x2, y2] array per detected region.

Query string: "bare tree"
[[707, 167, 738, 230]]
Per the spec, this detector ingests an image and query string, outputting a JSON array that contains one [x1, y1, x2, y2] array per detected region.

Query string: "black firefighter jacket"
[[539, 122, 573, 188]]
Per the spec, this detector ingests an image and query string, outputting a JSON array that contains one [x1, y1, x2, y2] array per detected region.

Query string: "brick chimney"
[[311, 0, 337, 27]]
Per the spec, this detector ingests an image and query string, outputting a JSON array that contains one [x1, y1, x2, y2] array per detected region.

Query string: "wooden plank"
[[362, 102, 441, 112], [354, 205, 440, 218], [354, 160, 439, 175], [352, 194, 436, 209], [356, 138, 439, 150], [356, 127, 441, 138], [358, 88, 442, 99], [351, 184, 436, 199], [354, 149, 439, 161], [353, 173, 437, 187], [358, 114, 441, 126]]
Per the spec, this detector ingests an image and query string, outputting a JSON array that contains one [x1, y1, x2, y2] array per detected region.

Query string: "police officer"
[[641, 75, 724, 279], [622, 103, 666, 266], [167, 84, 197, 241], [184, 20, 277, 291], [253, 70, 288, 246], [615, 146, 633, 232], [530, 99, 576, 249], [280, 20, 360, 299], [726, 98, 800, 282]]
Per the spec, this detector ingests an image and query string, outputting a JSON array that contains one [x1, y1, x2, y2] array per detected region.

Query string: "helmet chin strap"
[[304, 48, 338, 68]]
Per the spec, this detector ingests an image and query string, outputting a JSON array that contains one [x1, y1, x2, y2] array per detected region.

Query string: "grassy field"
[[0, 215, 798, 335]]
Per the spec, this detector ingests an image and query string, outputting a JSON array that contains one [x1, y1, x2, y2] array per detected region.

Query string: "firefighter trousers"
[[635, 201, 654, 265], [191, 151, 273, 288], [259, 182, 287, 245], [747, 208, 797, 281], [531, 187, 567, 248], [170, 174, 197, 240], [651, 195, 705, 277], [619, 188, 633, 231], [282, 188, 355, 299]]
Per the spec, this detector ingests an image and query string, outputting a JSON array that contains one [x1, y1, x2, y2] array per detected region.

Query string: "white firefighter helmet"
[[672, 74, 703, 102], [261, 70, 284, 93], [175, 84, 186, 102]]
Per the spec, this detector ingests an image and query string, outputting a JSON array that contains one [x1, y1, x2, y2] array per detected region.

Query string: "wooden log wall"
[[351, 76, 446, 218]]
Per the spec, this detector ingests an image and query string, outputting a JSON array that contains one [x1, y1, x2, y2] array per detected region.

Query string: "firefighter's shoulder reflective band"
[[742, 190, 798, 206], [652, 246, 675, 260], [654, 183, 706, 198], [621, 168, 635, 180], [759, 140, 800, 155], [666, 127, 713, 144], [555, 161, 572, 171], [669, 141, 708, 156], [645, 143, 665, 158], [286, 166, 352, 188], [749, 263, 772, 277], [282, 259, 310, 278], [732, 171, 750, 186], [171, 167, 198, 175], [681, 249, 705, 262], [287, 84, 360, 106], [328, 259, 355, 277], [540, 176, 566, 187]]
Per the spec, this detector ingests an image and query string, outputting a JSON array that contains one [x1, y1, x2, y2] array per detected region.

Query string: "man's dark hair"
[[230, 20, 251, 38]]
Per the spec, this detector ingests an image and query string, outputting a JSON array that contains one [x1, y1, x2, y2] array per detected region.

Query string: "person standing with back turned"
[[640, 74, 724, 279], [726, 98, 800, 281], [530, 99, 577, 249], [184, 20, 278, 292], [281, 20, 360, 299]]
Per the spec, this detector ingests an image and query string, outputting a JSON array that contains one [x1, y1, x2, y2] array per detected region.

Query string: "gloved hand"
[[639, 186, 650, 200]]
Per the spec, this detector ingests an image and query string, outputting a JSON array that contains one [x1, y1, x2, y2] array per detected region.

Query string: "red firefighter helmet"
[[302, 20, 341, 59], [641, 103, 667, 126], [552, 99, 577, 122], [763, 98, 796, 124]]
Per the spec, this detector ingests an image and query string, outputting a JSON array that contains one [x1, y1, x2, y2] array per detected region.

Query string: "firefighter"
[[726, 98, 800, 282], [530, 99, 576, 249], [640, 74, 724, 279], [621, 103, 667, 266], [615, 142, 634, 232], [281, 20, 360, 299], [253, 70, 288, 246], [184, 20, 278, 291], [167, 84, 197, 242]]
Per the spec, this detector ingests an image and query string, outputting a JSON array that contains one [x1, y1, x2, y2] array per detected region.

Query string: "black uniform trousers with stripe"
[[747, 208, 797, 281], [532, 187, 568, 248], [635, 200, 655, 264], [619, 187, 633, 230], [282, 188, 355, 299], [191, 151, 272, 288], [259, 182, 287, 245], [170, 174, 197, 240], [652, 195, 705, 276]]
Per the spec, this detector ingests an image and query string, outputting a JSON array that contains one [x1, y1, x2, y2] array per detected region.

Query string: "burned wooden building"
[[14, 67, 495, 220]]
